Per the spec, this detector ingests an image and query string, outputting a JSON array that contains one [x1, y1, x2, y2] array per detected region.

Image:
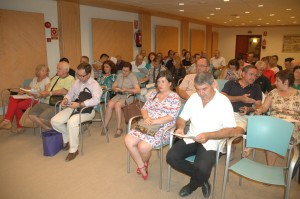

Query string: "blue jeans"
[[166, 139, 217, 188]]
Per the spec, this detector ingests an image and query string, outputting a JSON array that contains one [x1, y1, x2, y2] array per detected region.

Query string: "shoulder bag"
[[49, 77, 64, 106], [122, 100, 141, 124]]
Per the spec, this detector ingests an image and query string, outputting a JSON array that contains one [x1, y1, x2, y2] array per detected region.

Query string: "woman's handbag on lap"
[[134, 119, 161, 137], [42, 129, 63, 156]]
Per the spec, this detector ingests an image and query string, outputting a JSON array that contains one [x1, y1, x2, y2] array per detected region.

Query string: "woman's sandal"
[[136, 161, 149, 174], [101, 127, 109, 136], [137, 166, 148, 180], [0, 120, 12, 129], [113, 128, 123, 138]]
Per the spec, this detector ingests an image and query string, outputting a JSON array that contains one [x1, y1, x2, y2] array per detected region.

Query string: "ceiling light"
[[290, 16, 295, 19], [266, 22, 270, 25], [269, 14, 275, 16], [229, 19, 232, 21], [253, 38, 258, 43], [224, 22, 227, 23], [206, 17, 210, 19], [245, 11, 250, 14], [236, 16, 240, 18], [179, 9, 184, 12], [258, 5, 264, 7], [210, 13, 215, 16], [286, 8, 292, 11], [258, 18, 262, 20], [277, 19, 281, 22], [257, 25, 261, 26], [179, 3, 184, 6], [293, 21, 297, 24], [215, 8, 221, 10], [224, 0, 230, 2]]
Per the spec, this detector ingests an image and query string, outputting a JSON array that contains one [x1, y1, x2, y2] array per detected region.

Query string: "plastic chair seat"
[[230, 158, 285, 185]]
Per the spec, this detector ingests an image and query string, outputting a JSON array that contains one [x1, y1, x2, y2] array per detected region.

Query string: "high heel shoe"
[[113, 128, 123, 138], [137, 166, 148, 180], [136, 161, 149, 174]]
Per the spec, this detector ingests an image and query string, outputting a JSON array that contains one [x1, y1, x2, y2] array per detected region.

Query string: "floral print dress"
[[129, 91, 181, 148], [268, 89, 300, 144]]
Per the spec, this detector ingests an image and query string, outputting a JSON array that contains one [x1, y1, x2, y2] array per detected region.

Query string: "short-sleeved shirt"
[[263, 69, 276, 84], [29, 76, 50, 103], [222, 80, 262, 112], [45, 75, 74, 104], [254, 74, 273, 93], [146, 65, 166, 84], [210, 56, 226, 68], [180, 91, 236, 151], [115, 72, 138, 89]]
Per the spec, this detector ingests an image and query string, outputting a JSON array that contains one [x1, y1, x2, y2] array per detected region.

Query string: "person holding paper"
[[0, 64, 50, 133], [166, 72, 238, 198]]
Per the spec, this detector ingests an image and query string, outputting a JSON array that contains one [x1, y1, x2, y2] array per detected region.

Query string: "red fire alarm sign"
[[51, 28, 58, 39]]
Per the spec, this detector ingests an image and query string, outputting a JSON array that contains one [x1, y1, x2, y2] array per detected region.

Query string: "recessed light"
[[257, 24, 261, 26], [245, 11, 250, 14], [210, 13, 215, 16], [277, 19, 281, 22], [224, 0, 230, 2], [258, 5, 264, 7], [179, 3, 184, 6], [224, 22, 227, 23], [206, 17, 210, 19], [269, 14, 275, 16], [266, 22, 270, 25], [179, 9, 184, 12], [236, 16, 240, 19], [215, 8, 221, 10], [258, 18, 262, 20], [286, 8, 292, 11], [290, 16, 295, 19], [229, 19, 232, 21], [293, 21, 297, 24]]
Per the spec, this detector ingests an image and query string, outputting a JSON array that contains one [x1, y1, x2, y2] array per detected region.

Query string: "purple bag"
[[42, 130, 63, 156]]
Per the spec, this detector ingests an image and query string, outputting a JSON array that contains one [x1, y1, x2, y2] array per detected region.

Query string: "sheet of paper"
[[171, 133, 196, 139], [20, 88, 38, 95], [12, 94, 33, 99]]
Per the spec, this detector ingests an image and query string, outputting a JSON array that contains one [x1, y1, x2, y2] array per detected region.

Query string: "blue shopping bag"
[[42, 130, 63, 156]]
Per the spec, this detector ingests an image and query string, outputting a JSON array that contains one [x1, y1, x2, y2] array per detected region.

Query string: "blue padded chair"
[[216, 79, 228, 92], [221, 116, 298, 199]]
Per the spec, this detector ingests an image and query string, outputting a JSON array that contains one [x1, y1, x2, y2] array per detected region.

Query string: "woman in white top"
[[0, 64, 50, 133]]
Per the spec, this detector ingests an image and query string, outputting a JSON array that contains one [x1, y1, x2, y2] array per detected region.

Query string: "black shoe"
[[179, 184, 197, 197], [202, 181, 211, 198]]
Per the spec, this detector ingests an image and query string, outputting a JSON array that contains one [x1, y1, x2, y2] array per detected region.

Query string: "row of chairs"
[[126, 115, 299, 199]]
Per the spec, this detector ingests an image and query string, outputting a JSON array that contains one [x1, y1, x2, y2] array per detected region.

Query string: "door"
[[235, 35, 262, 60]]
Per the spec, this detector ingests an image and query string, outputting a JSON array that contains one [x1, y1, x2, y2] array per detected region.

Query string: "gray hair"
[[255, 61, 266, 70], [194, 72, 214, 86], [60, 61, 70, 72]]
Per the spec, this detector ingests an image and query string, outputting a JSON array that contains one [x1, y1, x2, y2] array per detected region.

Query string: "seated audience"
[[182, 51, 192, 67], [125, 71, 181, 180], [170, 55, 186, 88], [140, 49, 147, 63], [293, 66, 300, 90], [104, 62, 140, 138], [246, 52, 257, 65], [80, 56, 94, 79], [272, 55, 283, 71], [254, 61, 273, 93], [51, 63, 101, 162], [210, 50, 226, 79], [166, 72, 238, 198], [97, 60, 117, 101], [28, 61, 74, 130], [261, 56, 276, 85], [0, 64, 50, 133], [177, 58, 215, 100], [165, 50, 174, 70], [145, 52, 156, 70], [284, 57, 294, 72], [116, 55, 125, 74], [220, 59, 240, 81], [186, 53, 201, 74], [92, 53, 109, 80], [255, 70, 300, 165], [236, 54, 250, 72], [59, 57, 75, 78], [131, 54, 147, 74]]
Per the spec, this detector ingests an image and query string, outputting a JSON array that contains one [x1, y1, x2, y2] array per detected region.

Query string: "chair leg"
[[127, 151, 131, 173], [159, 147, 163, 190], [80, 123, 84, 155], [166, 164, 171, 192], [100, 108, 109, 143], [221, 144, 232, 199]]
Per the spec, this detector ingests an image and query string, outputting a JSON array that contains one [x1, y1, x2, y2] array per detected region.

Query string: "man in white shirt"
[[210, 50, 226, 79], [166, 72, 238, 198], [51, 63, 102, 162], [131, 54, 147, 74]]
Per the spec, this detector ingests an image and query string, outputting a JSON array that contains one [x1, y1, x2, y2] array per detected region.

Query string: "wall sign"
[[51, 28, 58, 40], [282, 35, 300, 52]]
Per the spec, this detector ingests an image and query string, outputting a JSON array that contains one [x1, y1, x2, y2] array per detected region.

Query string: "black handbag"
[[48, 77, 64, 106], [70, 88, 93, 116]]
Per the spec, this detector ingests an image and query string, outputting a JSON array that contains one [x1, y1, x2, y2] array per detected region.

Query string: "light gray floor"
[[0, 113, 299, 199]]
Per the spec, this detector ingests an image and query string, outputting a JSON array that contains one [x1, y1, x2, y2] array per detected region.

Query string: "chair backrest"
[[133, 72, 146, 79], [246, 116, 294, 156], [216, 79, 228, 91], [22, 79, 32, 88]]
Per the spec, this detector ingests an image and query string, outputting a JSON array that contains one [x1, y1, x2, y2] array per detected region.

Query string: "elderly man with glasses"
[[51, 63, 102, 162]]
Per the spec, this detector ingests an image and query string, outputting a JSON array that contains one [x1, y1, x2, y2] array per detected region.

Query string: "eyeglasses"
[[76, 73, 88, 78]]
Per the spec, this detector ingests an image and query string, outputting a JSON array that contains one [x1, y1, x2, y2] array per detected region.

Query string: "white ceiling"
[[79, 0, 300, 27]]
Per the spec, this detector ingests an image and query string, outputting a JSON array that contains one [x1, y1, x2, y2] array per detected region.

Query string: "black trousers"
[[166, 139, 217, 188]]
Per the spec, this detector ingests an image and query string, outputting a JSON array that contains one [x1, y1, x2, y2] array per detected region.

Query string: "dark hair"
[[184, 51, 191, 57], [155, 70, 174, 90], [168, 50, 174, 56], [147, 52, 156, 64], [285, 57, 294, 62], [236, 54, 245, 61], [276, 70, 294, 87], [272, 55, 279, 60], [59, 57, 69, 63], [77, 63, 92, 74], [103, 60, 116, 74], [242, 65, 256, 73], [122, 62, 132, 71], [81, 56, 89, 62], [228, 59, 239, 70], [293, 65, 300, 73], [100, 53, 109, 59]]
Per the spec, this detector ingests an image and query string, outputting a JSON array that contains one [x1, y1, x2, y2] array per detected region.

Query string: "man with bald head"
[[131, 54, 147, 74], [177, 58, 218, 100], [29, 61, 74, 130]]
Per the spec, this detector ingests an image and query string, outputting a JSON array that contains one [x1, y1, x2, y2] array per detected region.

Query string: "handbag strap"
[[50, 77, 60, 92]]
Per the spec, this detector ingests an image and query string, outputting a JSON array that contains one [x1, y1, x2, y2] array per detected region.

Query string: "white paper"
[[12, 94, 33, 99], [20, 88, 38, 95], [171, 133, 196, 139]]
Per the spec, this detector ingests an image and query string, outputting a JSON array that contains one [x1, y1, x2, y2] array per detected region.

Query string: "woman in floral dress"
[[125, 71, 181, 180]]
